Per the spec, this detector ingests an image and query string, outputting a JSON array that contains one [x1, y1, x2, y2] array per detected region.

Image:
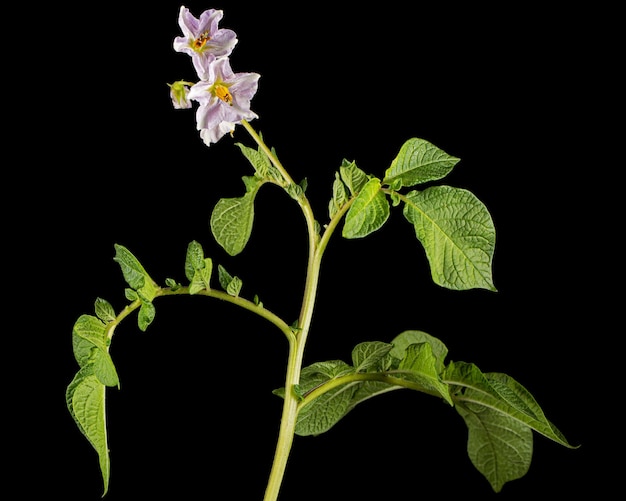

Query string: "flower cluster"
[[169, 5, 260, 146]]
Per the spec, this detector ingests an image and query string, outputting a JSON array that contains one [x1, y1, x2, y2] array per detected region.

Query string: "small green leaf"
[[113, 244, 159, 301], [328, 172, 349, 219], [236, 142, 282, 182], [94, 298, 116, 323], [339, 159, 368, 195], [210, 190, 258, 256], [286, 182, 304, 200], [226, 276, 242, 296], [185, 240, 205, 281], [189, 257, 213, 295], [383, 137, 460, 188], [342, 178, 390, 239], [293, 384, 305, 401], [216, 264, 242, 295], [217, 264, 233, 291], [403, 186, 496, 291], [137, 300, 156, 331], [165, 278, 182, 290]]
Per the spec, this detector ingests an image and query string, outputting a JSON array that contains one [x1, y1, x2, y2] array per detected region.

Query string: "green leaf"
[[72, 315, 119, 387], [226, 276, 242, 296], [328, 172, 349, 219], [92, 350, 120, 388], [345, 380, 402, 412], [217, 264, 233, 290], [72, 314, 109, 358], [66, 368, 110, 496], [94, 298, 116, 323], [351, 341, 393, 372], [397, 343, 452, 405], [444, 362, 577, 491], [137, 300, 156, 332], [189, 257, 213, 295], [383, 137, 460, 189], [403, 186, 496, 291], [339, 159, 368, 195], [342, 178, 390, 238], [445, 361, 575, 448], [456, 402, 533, 492], [185, 240, 205, 281], [210, 189, 259, 256], [291, 361, 356, 436], [236, 141, 282, 182], [286, 180, 306, 200], [113, 244, 159, 301], [389, 330, 449, 374]]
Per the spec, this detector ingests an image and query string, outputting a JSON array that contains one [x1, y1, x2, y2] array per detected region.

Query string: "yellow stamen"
[[193, 32, 211, 50], [214, 84, 233, 104]]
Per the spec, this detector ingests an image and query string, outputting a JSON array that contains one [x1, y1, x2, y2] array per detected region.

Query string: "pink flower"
[[173, 6, 237, 80], [188, 58, 260, 146]]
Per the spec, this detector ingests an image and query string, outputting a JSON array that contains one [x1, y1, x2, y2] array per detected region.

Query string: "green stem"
[[238, 122, 315, 501], [239, 121, 354, 500]]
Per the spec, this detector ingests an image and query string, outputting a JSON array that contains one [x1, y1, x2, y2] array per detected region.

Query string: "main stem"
[[241, 121, 324, 501], [263, 186, 320, 501]]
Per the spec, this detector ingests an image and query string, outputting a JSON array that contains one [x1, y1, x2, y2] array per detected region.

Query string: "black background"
[[12, 1, 615, 499]]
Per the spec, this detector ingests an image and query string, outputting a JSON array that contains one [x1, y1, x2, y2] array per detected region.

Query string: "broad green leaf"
[[345, 380, 402, 412], [456, 402, 533, 492], [445, 361, 574, 448], [93, 350, 120, 388], [397, 343, 452, 405], [296, 383, 358, 436], [72, 335, 98, 370], [113, 244, 159, 301], [486, 372, 574, 448], [72, 314, 108, 359], [291, 361, 357, 436], [389, 330, 449, 373], [342, 178, 390, 239], [351, 341, 393, 372], [66, 365, 94, 438], [383, 137, 460, 189], [210, 189, 258, 256], [403, 186, 496, 291], [72, 315, 119, 386], [339, 159, 368, 195], [66, 369, 110, 496]]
